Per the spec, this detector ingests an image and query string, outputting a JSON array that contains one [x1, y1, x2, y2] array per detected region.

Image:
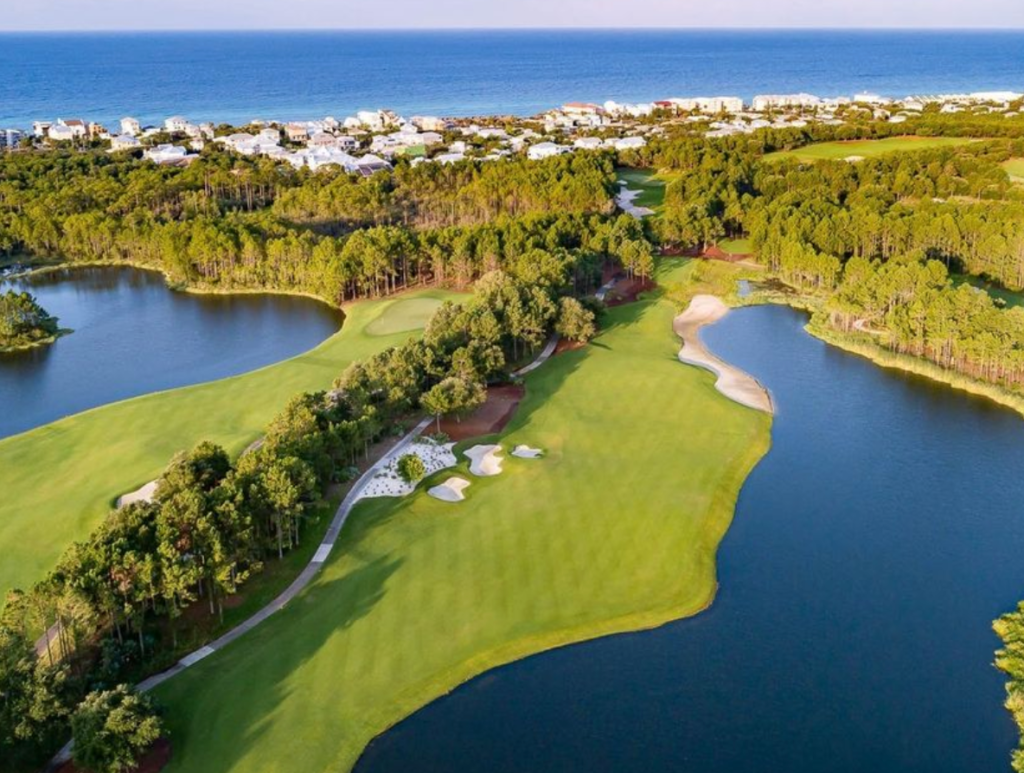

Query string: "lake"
[[0, 267, 342, 439], [355, 304, 1024, 773]]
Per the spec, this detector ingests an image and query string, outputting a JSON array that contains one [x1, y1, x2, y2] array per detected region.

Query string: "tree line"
[[0, 251, 599, 770]]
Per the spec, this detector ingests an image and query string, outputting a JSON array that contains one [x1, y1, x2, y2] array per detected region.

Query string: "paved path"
[[48, 341, 558, 769], [674, 295, 774, 414]]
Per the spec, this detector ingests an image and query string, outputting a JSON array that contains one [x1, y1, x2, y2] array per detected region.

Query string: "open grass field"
[[0, 289, 462, 598], [1002, 158, 1024, 184], [768, 136, 971, 162], [364, 296, 446, 336], [616, 167, 673, 210], [719, 237, 754, 255], [153, 260, 771, 773]]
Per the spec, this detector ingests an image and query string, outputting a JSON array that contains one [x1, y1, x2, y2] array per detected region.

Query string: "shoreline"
[[0, 328, 70, 354], [674, 294, 774, 414]]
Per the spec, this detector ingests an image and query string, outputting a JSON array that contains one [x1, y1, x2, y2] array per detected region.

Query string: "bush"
[[396, 454, 426, 484]]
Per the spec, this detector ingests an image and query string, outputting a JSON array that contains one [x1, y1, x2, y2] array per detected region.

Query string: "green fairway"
[[719, 238, 753, 255], [364, 296, 446, 336], [0, 288, 462, 599], [617, 167, 672, 210], [768, 136, 971, 162], [154, 262, 771, 773], [1003, 158, 1024, 184]]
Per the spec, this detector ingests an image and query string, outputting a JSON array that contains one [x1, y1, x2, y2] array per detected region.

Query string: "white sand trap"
[[117, 480, 158, 508], [357, 438, 457, 500], [512, 445, 544, 459], [674, 295, 774, 414], [465, 444, 504, 476], [615, 184, 655, 219], [428, 476, 471, 503]]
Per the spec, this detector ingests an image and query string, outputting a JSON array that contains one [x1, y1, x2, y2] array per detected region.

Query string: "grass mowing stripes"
[[0, 289, 462, 598], [153, 278, 771, 773]]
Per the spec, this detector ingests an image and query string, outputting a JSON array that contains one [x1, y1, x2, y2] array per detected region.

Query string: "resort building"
[[165, 116, 190, 133], [752, 93, 822, 111], [670, 96, 745, 113]]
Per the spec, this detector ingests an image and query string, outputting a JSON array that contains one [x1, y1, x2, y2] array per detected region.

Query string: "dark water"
[[3, 30, 1024, 128], [0, 267, 341, 439], [356, 304, 1024, 773]]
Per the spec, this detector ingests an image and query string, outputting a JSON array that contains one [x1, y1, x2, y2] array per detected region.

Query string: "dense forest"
[[0, 290, 61, 350], [0, 150, 622, 303]]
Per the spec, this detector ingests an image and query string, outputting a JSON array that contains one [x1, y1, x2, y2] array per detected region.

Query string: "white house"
[[144, 144, 193, 165], [527, 142, 570, 161], [165, 116, 190, 133], [47, 124, 77, 142], [752, 94, 821, 111], [670, 96, 744, 114], [434, 152, 466, 165], [614, 136, 647, 151], [32, 121, 52, 138], [109, 134, 141, 151], [285, 123, 309, 143], [120, 117, 141, 136], [573, 137, 604, 150]]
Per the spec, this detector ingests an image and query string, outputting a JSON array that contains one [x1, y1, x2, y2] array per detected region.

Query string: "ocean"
[[0, 29, 1023, 129]]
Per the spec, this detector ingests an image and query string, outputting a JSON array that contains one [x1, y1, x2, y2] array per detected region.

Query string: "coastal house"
[[47, 124, 77, 142], [0, 129, 24, 150], [32, 121, 52, 138], [573, 137, 604, 150], [164, 116, 190, 133], [355, 154, 392, 176], [144, 144, 194, 165], [309, 131, 338, 149], [669, 96, 745, 114], [562, 102, 603, 116], [120, 117, 142, 136], [412, 115, 448, 132], [258, 127, 281, 144], [434, 152, 466, 165], [527, 141, 570, 161], [336, 135, 359, 151], [285, 123, 309, 143], [613, 136, 646, 151], [109, 134, 141, 151], [752, 94, 821, 111]]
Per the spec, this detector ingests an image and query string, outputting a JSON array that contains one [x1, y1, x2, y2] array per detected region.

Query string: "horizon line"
[[3, 25, 1024, 34]]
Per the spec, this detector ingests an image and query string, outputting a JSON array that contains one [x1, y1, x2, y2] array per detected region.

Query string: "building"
[[573, 137, 604, 150], [285, 123, 309, 143], [54, 119, 88, 139], [527, 141, 570, 160], [613, 136, 646, 151], [32, 121, 52, 138], [164, 116, 190, 133], [0, 128, 24, 150], [411, 115, 448, 132], [120, 117, 141, 136], [47, 124, 77, 142], [109, 134, 142, 151], [670, 96, 744, 114], [88, 122, 109, 140], [144, 144, 194, 165], [752, 94, 822, 111], [562, 102, 603, 116]]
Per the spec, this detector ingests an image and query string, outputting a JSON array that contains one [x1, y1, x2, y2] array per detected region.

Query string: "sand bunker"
[[428, 476, 471, 502], [616, 183, 655, 219], [674, 295, 773, 414], [464, 444, 504, 476], [358, 438, 457, 500], [512, 445, 543, 459], [117, 480, 158, 508]]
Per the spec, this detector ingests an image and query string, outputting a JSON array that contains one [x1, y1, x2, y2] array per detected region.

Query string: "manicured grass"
[[0, 289, 462, 598], [719, 237, 753, 255], [953, 273, 1024, 309], [1003, 158, 1024, 184], [617, 167, 673, 210], [364, 296, 446, 336], [768, 136, 972, 162], [153, 263, 771, 773]]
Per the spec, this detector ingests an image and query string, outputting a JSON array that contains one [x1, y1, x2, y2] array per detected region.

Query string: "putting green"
[[0, 289, 462, 599], [364, 296, 446, 336], [768, 136, 971, 162], [1003, 158, 1024, 183], [154, 262, 771, 773]]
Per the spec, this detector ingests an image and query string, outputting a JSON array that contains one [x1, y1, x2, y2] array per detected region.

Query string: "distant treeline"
[[0, 150, 621, 303]]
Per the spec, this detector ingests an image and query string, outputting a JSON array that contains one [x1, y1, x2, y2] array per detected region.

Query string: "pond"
[[0, 267, 342, 439], [355, 304, 1024, 773]]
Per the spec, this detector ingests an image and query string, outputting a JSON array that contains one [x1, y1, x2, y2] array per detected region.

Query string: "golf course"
[[0, 288, 460, 599], [616, 167, 672, 211], [151, 260, 772, 773], [768, 135, 971, 161]]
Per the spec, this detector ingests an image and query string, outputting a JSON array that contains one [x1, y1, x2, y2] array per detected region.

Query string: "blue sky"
[[3, 0, 1024, 31]]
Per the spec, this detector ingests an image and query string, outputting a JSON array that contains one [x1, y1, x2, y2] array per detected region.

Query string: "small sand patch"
[[512, 445, 543, 459], [117, 480, 158, 508], [464, 444, 504, 476], [428, 476, 471, 502]]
